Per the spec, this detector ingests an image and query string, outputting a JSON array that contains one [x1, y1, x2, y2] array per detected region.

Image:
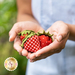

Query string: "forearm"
[[17, 13, 39, 24], [16, 0, 39, 24], [66, 23, 75, 41]]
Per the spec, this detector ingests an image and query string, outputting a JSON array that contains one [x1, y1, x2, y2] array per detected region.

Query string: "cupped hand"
[[9, 21, 44, 56], [28, 21, 70, 62]]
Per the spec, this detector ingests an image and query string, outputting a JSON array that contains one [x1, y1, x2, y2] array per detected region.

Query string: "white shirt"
[[26, 0, 75, 75]]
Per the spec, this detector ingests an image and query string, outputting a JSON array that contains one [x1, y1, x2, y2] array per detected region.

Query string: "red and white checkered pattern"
[[24, 35, 41, 52]]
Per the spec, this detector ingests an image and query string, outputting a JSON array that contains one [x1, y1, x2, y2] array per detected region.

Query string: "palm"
[[20, 21, 43, 33], [27, 21, 69, 62], [9, 21, 44, 56]]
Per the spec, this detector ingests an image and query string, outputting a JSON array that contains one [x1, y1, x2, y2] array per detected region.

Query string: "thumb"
[[56, 35, 62, 42], [9, 23, 21, 42], [56, 32, 69, 42], [9, 31, 16, 42]]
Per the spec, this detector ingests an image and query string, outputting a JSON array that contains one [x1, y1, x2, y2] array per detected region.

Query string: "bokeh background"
[[0, 0, 27, 75]]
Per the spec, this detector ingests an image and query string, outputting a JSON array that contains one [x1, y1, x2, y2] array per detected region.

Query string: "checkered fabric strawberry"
[[18, 30, 53, 53], [18, 30, 41, 52], [24, 35, 40, 52]]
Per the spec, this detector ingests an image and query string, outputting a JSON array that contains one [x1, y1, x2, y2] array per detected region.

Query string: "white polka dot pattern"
[[24, 35, 40, 52]]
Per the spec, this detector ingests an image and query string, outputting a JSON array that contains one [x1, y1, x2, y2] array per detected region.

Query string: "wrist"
[[65, 23, 70, 34], [66, 23, 75, 41]]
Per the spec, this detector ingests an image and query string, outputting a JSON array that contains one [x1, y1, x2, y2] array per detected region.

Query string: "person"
[[9, 0, 75, 75]]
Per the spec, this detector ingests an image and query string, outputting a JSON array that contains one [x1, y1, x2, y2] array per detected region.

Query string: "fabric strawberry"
[[24, 35, 40, 52], [18, 30, 41, 52], [18, 30, 53, 53], [38, 31, 53, 48], [18, 30, 34, 42]]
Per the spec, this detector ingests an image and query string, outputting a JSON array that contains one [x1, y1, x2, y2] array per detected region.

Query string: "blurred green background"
[[0, 0, 27, 75]]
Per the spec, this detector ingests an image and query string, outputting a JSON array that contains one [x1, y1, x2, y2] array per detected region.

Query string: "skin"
[[9, 0, 75, 62]]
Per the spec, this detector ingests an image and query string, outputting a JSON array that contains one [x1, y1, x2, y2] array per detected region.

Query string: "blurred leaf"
[[0, 0, 17, 37], [0, 0, 28, 75]]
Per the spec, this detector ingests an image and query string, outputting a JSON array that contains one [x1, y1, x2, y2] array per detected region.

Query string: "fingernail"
[[57, 35, 62, 42], [9, 35, 12, 42]]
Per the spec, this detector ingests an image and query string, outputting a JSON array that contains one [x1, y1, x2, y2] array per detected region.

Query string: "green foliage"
[[0, 0, 17, 37], [0, 0, 28, 75]]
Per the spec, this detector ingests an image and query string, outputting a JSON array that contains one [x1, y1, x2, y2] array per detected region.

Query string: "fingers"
[[51, 28, 69, 42], [28, 39, 62, 60], [28, 34, 68, 62], [9, 23, 22, 42], [29, 49, 61, 62], [29, 53, 44, 62], [14, 36, 22, 53], [46, 21, 70, 42], [30, 57, 41, 62], [14, 36, 29, 57], [27, 52, 42, 62], [56, 24, 69, 42], [22, 49, 28, 57], [56, 32, 69, 42], [52, 30, 63, 42]]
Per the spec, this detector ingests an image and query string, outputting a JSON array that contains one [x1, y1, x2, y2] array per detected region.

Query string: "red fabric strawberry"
[[24, 35, 40, 52], [18, 30, 53, 53], [37, 31, 53, 48], [18, 30, 41, 52], [39, 35, 52, 48]]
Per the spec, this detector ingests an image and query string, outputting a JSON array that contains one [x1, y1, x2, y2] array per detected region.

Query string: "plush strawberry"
[[18, 30, 34, 41], [18, 30, 41, 52], [37, 31, 53, 48], [18, 30, 53, 53], [24, 35, 40, 52]]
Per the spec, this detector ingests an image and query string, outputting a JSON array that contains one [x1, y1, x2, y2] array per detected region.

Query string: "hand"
[[28, 21, 70, 62], [9, 21, 43, 56]]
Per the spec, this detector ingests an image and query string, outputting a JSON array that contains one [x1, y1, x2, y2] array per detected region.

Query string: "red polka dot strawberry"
[[18, 30, 41, 52], [18, 30, 53, 53]]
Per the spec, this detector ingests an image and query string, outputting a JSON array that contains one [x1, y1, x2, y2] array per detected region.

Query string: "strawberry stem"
[[18, 30, 53, 47], [37, 30, 53, 41], [37, 30, 53, 36], [18, 30, 35, 36], [18, 30, 36, 47], [21, 33, 36, 47]]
